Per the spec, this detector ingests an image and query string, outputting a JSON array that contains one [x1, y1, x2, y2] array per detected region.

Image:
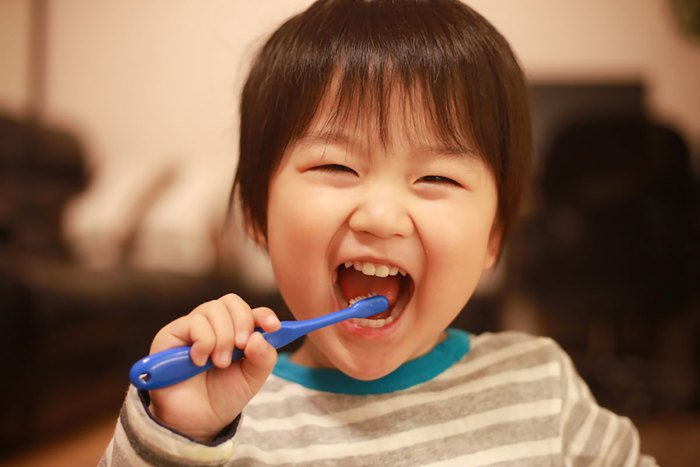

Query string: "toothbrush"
[[129, 295, 389, 390]]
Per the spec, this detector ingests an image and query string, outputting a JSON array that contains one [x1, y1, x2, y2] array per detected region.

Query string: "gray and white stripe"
[[99, 331, 657, 466]]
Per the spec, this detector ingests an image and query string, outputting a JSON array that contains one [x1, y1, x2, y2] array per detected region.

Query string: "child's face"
[[264, 96, 499, 380]]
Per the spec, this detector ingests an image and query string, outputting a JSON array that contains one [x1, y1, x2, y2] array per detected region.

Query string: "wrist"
[[125, 386, 239, 464], [148, 402, 225, 443]]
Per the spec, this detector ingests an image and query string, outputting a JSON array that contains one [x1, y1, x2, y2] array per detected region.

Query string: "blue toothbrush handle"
[[129, 346, 247, 390], [129, 296, 389, 390]]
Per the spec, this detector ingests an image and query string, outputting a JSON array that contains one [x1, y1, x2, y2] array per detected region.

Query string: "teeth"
[[348, 293, 377, 305], [337, 261, 410, 330], [354, 316, 391, 328], [375, 265, 390, 277], [361, 263, 375, 275], [348, 290, 408, 328], [346, 261, 406, 278]]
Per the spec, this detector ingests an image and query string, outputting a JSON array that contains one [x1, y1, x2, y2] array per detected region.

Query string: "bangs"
[[315, 61, 477, 157], [284, 0, 489, 160]]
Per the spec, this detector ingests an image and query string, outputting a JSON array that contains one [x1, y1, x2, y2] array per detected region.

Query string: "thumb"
[[240, 331, 277, 393]]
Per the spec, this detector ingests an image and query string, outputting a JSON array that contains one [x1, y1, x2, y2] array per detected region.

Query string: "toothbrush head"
[[348, 295, 390, 319]]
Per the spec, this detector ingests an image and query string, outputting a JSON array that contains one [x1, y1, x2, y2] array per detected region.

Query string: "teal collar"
[[272, 328, 470, 395]]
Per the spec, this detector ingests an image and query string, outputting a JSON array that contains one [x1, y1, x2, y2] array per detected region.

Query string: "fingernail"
[[266, 315, 279, 327], [237, 331, 250, 345], [218, 350, 231, 365]]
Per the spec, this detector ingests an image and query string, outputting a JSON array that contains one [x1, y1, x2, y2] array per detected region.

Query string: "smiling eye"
[[313, 164, 358, 175], [418, 175, 461, 187]]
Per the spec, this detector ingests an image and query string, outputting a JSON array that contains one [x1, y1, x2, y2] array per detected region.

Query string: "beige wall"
[[0, 0, 32, 116], [1, 0, 697, 278], [471, 0, 700, 156], [2, 1, 697, 153]]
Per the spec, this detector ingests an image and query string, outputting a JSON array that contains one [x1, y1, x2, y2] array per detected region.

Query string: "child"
[[101, 0, 656, 465]]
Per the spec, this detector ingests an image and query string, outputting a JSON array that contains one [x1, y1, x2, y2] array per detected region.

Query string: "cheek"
[[268, 182, 342, 253], [266, 190, 320, 316], [417, 201, 496, 293], [267, 184, 319, 267], [266, 177, 348, 308], [425, 225, 487, 280]]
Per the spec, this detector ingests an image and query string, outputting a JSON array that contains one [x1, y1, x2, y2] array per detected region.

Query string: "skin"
[[267, 100, 500, 380], [148, 94, 500, 441], [148, 295, 280, 441]]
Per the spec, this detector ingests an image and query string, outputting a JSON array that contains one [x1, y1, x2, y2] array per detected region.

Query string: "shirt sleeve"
[[98, 386, 239, 466], [556, 343, 658, 467]]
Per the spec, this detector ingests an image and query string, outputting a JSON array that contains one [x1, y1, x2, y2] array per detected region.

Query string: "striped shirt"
[[101, 330, 657, 466]]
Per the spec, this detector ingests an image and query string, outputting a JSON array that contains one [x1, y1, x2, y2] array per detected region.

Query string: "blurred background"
[[0, 0, 698, 465]]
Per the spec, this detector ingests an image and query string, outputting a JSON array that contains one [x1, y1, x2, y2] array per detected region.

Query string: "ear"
[[483, 226, 502, 270]]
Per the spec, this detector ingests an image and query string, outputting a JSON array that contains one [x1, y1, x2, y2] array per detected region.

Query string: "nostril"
[[348, 200, 413, 238]]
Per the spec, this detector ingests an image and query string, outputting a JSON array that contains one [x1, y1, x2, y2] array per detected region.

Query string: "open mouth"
[[333, 261, 413, 329]]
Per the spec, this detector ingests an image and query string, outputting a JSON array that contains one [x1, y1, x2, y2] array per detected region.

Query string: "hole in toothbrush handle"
[[129, 346, 214, 390]]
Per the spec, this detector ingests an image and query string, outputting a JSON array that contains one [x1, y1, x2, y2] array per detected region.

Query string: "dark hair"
[[233, 0, 532, 252]]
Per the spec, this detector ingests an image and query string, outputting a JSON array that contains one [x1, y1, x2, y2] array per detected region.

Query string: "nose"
[[348, 185, 414, 238]]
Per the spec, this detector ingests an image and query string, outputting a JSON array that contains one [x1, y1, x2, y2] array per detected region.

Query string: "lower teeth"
[[350, 315, 395, 328], [347, 293, 377, 305], [347, 293, 406, 328]]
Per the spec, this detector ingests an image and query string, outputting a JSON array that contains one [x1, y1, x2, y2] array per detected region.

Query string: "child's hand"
[[146, 293, 281, 442]]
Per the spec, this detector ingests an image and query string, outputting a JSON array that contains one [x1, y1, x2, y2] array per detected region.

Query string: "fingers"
[[151, 294, 281, 370], [190, 294, 251, 368], [252, 306, 282, 333], [219, 294, 255, 348], [188, 312, 220, 366], [191, 303, 233, 367], [236, 310, 281, 395], [240, 331, 278, 390]]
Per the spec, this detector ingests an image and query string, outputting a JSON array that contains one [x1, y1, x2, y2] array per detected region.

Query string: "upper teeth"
[[344, 261, 407, 278]]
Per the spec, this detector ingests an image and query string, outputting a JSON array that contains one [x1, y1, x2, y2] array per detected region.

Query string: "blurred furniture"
[[507, 83, 699, 417], [0, 116, 287, 457]]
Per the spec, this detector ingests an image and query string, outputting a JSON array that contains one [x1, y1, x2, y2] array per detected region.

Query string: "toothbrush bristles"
[[348, 293, 377, 306]]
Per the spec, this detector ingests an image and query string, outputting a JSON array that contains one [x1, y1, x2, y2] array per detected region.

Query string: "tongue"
[[337, 267, 401, 309]]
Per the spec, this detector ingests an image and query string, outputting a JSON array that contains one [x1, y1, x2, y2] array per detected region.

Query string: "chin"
[[335, 355, 403, 381], [345, 368, 394, 381]]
